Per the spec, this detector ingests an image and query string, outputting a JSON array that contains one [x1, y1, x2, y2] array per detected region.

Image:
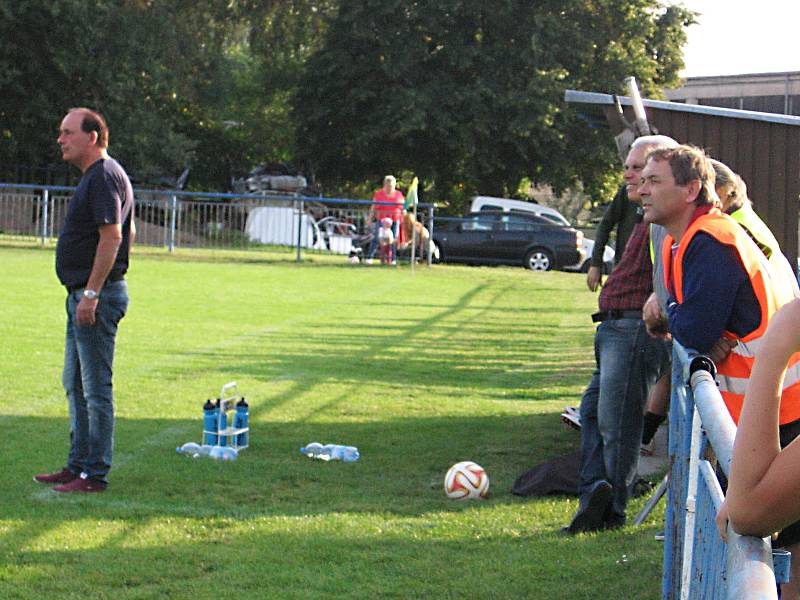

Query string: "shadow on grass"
[[4, 414, 662, 600], [10, 411, 581, 521], [355, 300, 590, 313], [0, 507, 660, 600], [158, 322, 593, 405], [150, 276, 595, 409]]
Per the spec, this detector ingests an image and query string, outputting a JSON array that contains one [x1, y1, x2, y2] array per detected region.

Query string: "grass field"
[[0, 243, 665, 599]]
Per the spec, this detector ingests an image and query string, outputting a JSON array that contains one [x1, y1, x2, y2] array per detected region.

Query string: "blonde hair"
[[710, 159, 749, 211]]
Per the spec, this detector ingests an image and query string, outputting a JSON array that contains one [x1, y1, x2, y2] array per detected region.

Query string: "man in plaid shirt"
[[563, 135, 677, 534]]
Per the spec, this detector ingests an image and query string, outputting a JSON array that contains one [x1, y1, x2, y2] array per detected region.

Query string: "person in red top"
[[366, 175, 404, 263]]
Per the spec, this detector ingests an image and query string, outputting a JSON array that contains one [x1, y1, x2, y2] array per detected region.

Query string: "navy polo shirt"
[[666, 232, 761, 352], [55, 158, 134, 290]]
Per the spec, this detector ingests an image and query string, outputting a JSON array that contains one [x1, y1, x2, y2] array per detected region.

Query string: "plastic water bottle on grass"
[[330, 445, 359, 462], [197, 444, 213, 457], [300, 442, 359, 462], [300, 442, 324, 458], [209, 445, 238, 461], [177, 442, 201, 457]]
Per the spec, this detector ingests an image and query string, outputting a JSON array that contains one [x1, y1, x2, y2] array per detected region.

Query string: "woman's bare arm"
[[727, 299, 800, 537]]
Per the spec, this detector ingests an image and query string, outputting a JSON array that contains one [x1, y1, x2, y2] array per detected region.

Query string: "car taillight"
[[576, 230, 583, 249]]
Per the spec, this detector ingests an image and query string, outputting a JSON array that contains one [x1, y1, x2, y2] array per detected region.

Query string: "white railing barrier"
[[663, 345, 786, 599]]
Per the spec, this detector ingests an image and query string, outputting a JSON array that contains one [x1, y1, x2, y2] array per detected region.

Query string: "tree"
[[292, 0, 694, 209], [0, 1, 275, 188], [0, 1, 194, 183]]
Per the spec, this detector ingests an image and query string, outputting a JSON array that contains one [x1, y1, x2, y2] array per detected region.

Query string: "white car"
[[567, 238, 615, 274], [469, 196, 614, 273]]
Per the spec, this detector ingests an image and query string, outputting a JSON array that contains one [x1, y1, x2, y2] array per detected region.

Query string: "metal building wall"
[[644, 107, 800, 263], [565, 90, 800, 263]]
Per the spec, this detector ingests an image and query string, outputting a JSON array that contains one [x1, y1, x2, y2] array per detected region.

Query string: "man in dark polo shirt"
[[34, 107, 134, 493], [563, 136, 676, 534]]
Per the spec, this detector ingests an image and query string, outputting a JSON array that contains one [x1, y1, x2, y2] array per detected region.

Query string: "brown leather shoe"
[[33, 468, 79, 485], [52, 474, 107, 493]]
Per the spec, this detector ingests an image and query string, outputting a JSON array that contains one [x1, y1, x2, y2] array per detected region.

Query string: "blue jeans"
[[63, 280, 128, 482], [578, 318, 670, 520], [367, 220, 399, 259]]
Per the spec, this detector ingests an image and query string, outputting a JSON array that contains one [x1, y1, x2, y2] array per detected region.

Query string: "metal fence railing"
[[0, 183, 436, 263], [664, 344, 790, 599]]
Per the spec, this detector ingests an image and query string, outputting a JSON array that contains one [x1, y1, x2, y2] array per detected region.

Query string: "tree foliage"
[[0, 1, 304, 188], [1, 1, 192, 183], [0, 1, 692, 201], [292, 0, 694, 208]]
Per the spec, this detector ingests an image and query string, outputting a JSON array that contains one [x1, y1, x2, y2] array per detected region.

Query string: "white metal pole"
[[680, 406, 702, 600], [40, 188, 49, 245], [296, 199, 304, 262], [168, 194, 178, 252], [410, 202, 418, 274]]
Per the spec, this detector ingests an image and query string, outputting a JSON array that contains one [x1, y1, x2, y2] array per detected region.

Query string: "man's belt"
[[67, 273, 125, 293], [591, 309, 642, 323]]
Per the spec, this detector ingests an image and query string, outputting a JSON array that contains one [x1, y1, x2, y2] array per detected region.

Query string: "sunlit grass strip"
[[0, 244, 665, 599]]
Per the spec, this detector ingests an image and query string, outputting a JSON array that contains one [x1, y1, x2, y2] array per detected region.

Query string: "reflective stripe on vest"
[[664, 209, 800, 425], [730, 204, 800, 303], [718, 355, 800, 396]]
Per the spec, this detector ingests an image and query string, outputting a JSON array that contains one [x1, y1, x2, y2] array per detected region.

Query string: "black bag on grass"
[[511, 450, 580, 497]]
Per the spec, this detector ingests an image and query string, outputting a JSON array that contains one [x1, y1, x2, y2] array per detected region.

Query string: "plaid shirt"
[[598, 221, 653, 312]]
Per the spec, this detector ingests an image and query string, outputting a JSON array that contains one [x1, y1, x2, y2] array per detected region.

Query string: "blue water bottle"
[[203, 399, 218, 445], [328, 444, 359, 462], [303, 443, 359, 462], [234, 397, 249, 448], [339, 445, 360, 462], [218, 399, 228, 447]]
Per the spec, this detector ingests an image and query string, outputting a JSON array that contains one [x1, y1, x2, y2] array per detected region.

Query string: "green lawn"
[[0, 244, 665, 599]]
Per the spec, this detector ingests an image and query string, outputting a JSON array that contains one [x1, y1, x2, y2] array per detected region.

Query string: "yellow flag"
[[404, 176, 418, 209]]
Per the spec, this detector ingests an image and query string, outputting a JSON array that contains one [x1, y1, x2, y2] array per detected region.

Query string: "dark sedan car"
[[432, 211, 583, 271]]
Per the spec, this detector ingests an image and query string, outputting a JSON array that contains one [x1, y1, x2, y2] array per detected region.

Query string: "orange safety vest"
[[663, 209, 800, 425]]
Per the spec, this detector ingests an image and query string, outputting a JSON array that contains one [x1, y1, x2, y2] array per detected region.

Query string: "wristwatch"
[[82, 289, 99, 300]]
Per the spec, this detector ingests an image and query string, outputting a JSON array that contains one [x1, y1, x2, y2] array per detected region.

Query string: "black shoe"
[[565, 480, 613, 534], [602, 503, 626, 530], [603, 513, 626, 530]]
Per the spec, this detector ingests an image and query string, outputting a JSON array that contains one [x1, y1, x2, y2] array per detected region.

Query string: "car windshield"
[[507, 208, 571, 226], [538, 213, 571, 227]]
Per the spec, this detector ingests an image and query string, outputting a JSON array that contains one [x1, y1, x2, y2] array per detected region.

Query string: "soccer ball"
[[444, 461, 489, 499]]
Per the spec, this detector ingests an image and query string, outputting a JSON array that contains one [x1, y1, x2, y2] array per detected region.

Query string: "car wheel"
[[525, 248, 554, 271]]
